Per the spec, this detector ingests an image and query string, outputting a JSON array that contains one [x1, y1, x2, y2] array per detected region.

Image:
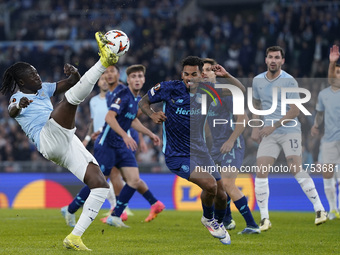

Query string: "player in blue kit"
[[203, 58, 260, 235], [0, 32, 118, 251], [251, 46, 327, 231], [311, 45, 340, 220], [63, 65, 164, 227], [138, 56, 246, 244]]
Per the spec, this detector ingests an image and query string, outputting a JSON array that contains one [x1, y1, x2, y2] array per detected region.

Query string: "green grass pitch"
[[0, 209, 339, 254]]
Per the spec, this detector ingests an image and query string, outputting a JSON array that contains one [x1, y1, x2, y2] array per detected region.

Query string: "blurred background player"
[[311, 45, 340, 220], [139, 56, 246, 244], [251, 46, 327, 231], [97, 64, 164, 227], [203, 58, 260, 234], [0, 32, 118, 251]]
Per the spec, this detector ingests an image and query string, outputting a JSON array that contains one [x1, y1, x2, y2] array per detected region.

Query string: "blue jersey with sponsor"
[[9, 82, 56, 150], [147, 80, 215, 158], [98, 87, 140, 148], [207, 96, 244, 157], [316, 87, 340, 142], [252, 70, 301, 134]]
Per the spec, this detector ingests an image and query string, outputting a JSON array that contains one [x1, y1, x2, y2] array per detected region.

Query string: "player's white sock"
[[295, 171, 324, 212], [65, 60, 106, 105], [72, 187, 109, 236], [324, 178, 337, 212], [255, 177, 269, 219], [107, 180, 116, 210]]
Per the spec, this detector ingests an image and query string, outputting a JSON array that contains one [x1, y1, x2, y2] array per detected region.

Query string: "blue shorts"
[[94, 141, 137, 176], [212, 145, 245, 170], [166, 155, 221, 181]]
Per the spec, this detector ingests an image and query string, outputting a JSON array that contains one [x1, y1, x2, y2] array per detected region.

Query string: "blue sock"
[[112, 184, 136, 217], [234, 196, 258, 228], [202, 203, 214, 219], [214, 208, 226, 223], [68, 186, 90, 214], [223, 194, 232, 224], [142, 190, 158, 205]]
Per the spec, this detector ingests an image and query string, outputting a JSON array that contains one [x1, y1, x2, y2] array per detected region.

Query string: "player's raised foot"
[[238, 226, 261, 235], [61, 206, 76, 227], [63, 233, 91, 251], [201, 216, 226, 239], [223, 219, 236, 230], [259, 218, 272, 231], [328, 210, 340, 220], [218, 223, 231, 245], [106, 215, 130, 228], [315, 210, 327, 225], [145, 200, 165, 222], [95, 31, 119, 67]]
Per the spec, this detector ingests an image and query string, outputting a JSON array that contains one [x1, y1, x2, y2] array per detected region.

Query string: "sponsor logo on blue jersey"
[[125, 112, 136, 119], [175, 107, 201, 115]]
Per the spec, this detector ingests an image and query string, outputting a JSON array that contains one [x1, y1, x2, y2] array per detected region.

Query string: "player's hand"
[[259, 126, 275, 138], [123, 135, 138, 151], [151, 111, 167, 124], [150, 133, 161, 146], [18, 97, 33, 109], [91, 130, 101, 141], [329, 45, 340, 63], [220, 139, 235, 154], [311, 125, 320, 137], [64, 63, 81, 82], [251, 128, 261, 144], [212, 64, 230, 78]]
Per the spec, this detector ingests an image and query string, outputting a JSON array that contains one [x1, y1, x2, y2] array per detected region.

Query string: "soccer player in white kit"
[[0, 32, 118, 251], [311, 44, 340, 220], [251, 46, 327, 231]]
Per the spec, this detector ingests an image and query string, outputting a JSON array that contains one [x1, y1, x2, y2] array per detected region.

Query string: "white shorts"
[[39, 118, 98, 182], [257, 133, 302, 159], [320, 141, 340, 164]]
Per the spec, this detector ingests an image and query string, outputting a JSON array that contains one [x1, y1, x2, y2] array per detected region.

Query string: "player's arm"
[[212, 64, 246, 95], [105, 110, 137, 151], [311, 111, 324, 137], [328, 45, 340, 85], [8, 97, 33, 118], [54, 64, 81, 95], [131, 118, 161, 146], [250, 98, 262, 143], [82, 120, 94, 147], [259, 104, 300, 137], [138, 94, 167, 124], [138, 132, 148, 153], [220, 113, 248, 154]]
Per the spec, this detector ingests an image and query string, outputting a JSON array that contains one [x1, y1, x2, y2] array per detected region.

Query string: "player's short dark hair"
[[202, 58, 217, 65], [266, 46, 285, 58], [181, 56, 203, 72], [1, 62, 31, 95], [126, 64, 146, 76]]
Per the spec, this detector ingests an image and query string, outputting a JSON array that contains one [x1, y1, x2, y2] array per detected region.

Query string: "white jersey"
[[316, 87, 340, 142], [89, 94, 108, 132], [252, 70, 301, 134], [9, 82, 56, 150]]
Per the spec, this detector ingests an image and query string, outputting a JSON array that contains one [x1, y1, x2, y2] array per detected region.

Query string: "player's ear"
[[17, 79, 24, 87]]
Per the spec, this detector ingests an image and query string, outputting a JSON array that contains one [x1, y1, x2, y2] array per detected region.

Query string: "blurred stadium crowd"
[[0, 0, 339, 171]]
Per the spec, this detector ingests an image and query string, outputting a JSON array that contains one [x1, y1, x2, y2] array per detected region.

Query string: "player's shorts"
[[257, 133, 302, 159], [94, 140, 138, 176], [166, 155, 221, 181], [320, 140, 340, 164], [212, 142, 245, 170], [39, 118, 98, 182]]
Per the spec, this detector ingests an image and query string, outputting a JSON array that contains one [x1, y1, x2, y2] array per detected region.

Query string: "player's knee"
[[65, 89, 83, 105], [204, 181, 217, 196], [126, 177, 140, 189]]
